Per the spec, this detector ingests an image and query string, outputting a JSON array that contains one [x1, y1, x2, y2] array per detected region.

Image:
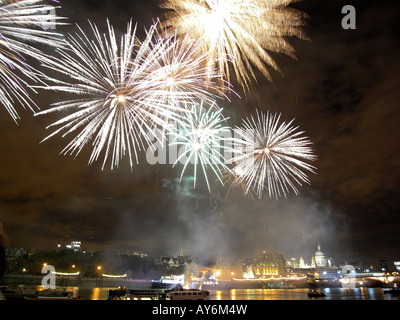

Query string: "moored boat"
[[308, 289, 326, 297], [108, 286, 209, 300], [165, 288, 209, 300]]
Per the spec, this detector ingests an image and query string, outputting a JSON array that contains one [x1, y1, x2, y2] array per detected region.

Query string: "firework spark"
[[169, 100, 232, 191], [160, 0, 309, 90], [142, 26, 236, 111], [229, 110, 316, 199], [0, 0, 65, 121], [35, 20, 228, 170]]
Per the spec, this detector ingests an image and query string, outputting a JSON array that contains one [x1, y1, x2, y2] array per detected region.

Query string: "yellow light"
[[118, 95, 126, 103], [263, 147, 270, 155], [43, 263, 47, 267], [97, 266, 102, 270], [72, 265, 76, 269]]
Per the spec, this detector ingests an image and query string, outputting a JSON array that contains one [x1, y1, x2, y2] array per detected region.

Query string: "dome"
[[314, 243, 328, 267], [315, 250, 326, 257]]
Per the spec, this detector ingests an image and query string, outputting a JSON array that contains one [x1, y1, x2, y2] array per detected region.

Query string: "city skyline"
[[0, 0, 399, 267]]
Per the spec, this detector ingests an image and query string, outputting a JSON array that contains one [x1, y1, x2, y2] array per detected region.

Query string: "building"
[[380, 259, 388, 272], [244, 251, 286, 278], [286, 257, 299, 268], [65, 241, 82, 252], [5, 247, 27, 262], [156, 255, 195, 269], [120, 249, 148, 258], [299, 256, 312, 269], [314, 243, 329, 268]]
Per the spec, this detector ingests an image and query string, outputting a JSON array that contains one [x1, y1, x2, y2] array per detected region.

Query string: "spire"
[[317, 242, 321, 251]]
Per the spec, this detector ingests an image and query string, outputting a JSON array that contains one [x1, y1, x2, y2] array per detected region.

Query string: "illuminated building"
[[314, 243, 328, 268], [66, 241, 82, 252], [247, 251, 286, 278], [286, 257, 299, 268]]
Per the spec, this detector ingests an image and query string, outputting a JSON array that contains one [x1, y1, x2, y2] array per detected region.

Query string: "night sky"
[[0, 0, 399, 267]]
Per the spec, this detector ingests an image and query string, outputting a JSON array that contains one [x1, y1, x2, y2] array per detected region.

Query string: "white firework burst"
[[159, 0, 309, 90], [141, 26, 236, 111], [35, 20, 229, 170], [169, 100, 232, 191], [0, 0, 65, 121], [230, 109, 317, 198]]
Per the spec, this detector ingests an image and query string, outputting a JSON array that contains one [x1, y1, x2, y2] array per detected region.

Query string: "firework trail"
[[0, 0, 65, 121], [169, 100, 232, 192], [229, 109, 316, 199], [159, 0, 309, 90], [35, 20, 228, 170], [143, 26, 236, 111]]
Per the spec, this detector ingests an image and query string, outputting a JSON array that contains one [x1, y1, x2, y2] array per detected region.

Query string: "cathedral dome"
[[314, 243, 328, 267]]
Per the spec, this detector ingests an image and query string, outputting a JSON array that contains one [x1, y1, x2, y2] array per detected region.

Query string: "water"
[[71, 287, 400, 301]]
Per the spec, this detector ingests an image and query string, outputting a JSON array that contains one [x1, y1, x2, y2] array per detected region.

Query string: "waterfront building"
[[244, 251, 286, 278]]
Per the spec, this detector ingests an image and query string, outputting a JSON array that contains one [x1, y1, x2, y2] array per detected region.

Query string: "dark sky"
[[0, 0, 399, 267]]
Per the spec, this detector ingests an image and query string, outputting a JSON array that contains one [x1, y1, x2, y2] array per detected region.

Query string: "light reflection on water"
[[71, 287, 400, 301]]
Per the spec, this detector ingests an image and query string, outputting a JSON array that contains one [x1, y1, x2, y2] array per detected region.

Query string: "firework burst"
[[0, 0, 65, 121], [35, 20, 228, 170], [142, 26, 236, 111], [169, 100, 232, 191], [229, 110, 316, 199], [160, 0, 309, 90]]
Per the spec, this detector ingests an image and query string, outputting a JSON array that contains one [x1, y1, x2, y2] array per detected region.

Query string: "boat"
[[165, 288, 209, 300], [308, 289, 326, 297], [1, 285, 82, 300], [383, 285, 400, 295], [108, 286, 166, 300], [1, 285, 38, 300], [107, 286, 209, 300]]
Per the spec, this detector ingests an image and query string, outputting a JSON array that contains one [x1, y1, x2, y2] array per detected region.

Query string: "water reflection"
[[91, 287, 102, 300], [67, 287, 400, 301]]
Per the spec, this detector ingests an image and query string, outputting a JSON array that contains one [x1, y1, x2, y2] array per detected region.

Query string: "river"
[[72, 287, 400, 301]]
